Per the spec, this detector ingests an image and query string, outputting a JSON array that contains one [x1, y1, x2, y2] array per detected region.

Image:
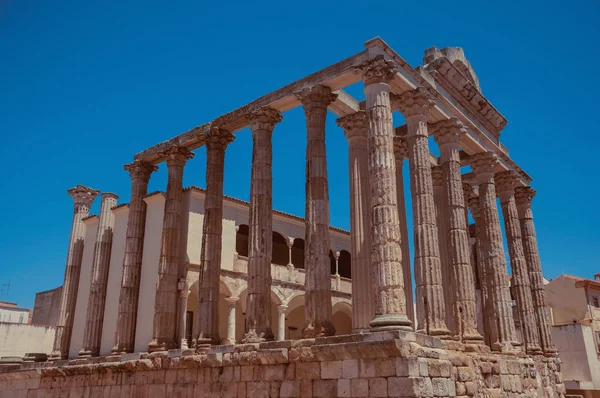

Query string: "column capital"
[[67, 184, 100, 209], [462, 181, 481, 217], [277, 304, 288, 313], [225, 296, 240, 305], [101, 192, 119, 201], [355, 54, 398, 85], [495, 171, 520, 202], [161, 146, 194, 168], [246, 106, 283, 132], [205, 127, 235, 151], [470, 151, 498, 184], [394, 87, 435, 118], [431, 117, 467, 148], [337, 111, 367, 140], [124, 159, 158, 181], [431, 165, 443, 187], [515, 186, 536, 207], [295, 84, 338, 109], [393, 136, 408, 159], [287, 237, 295, 249]]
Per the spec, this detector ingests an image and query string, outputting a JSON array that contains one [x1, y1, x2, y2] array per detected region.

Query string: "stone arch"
[[285, 294, 305, 340], [291, 238, 305, 269], [338, 250, 351, 279], [272, 231, 288, 266], [236, 224, 249, 257], [332, 300, 352, 335]]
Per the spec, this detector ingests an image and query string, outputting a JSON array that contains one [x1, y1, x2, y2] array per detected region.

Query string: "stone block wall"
[[0, 332, 565, 398]]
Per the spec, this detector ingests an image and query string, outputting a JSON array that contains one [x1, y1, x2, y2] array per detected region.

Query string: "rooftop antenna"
[[0, 279, 11, 300]]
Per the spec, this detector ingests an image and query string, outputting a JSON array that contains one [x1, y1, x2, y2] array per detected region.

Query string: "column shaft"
[[244, 106, 282, 343], [178, 284, 189, 349], [223, 297, 238, 345], [471, 152, 518, 352], [359, 55, 411, 330], [113, 161, 157, 354], [515, 186, 558, 356], [277, 305, 287, 341], [397, 87, 448, 337], [80, 193, 118, 357], [296, 84, 337, 338], [196, 128, 234, 348], [51, 185, 99, 360]]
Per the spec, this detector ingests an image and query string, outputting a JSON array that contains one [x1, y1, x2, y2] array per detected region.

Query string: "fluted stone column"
[[357, 55, 411, 331], [515, 186, 558, 357], [432, 119, 483, 343], [393, 137, 415, 327], [496, 172, 542, 355], [113, 160, 157, 354], [277, 305, 288, 341], [431, 166, 453, 333], [196, 128, 235, 348], [244, 106, 282, 343], [296, 84, 337, 338], [50, 185, 100, 360], [396, 87, 448, 337], [223, 297, 239, 345], [149, 146, 193, 353], [79, 192, 118, 358], [338, 111, 375, 332], [471, 152, 518, 352]]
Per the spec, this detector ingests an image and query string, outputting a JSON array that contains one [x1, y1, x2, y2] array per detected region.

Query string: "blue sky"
[[1, 1, 598, 309]]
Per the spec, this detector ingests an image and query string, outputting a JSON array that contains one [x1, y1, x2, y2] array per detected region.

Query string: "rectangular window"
[[593, 297, 599, 308]]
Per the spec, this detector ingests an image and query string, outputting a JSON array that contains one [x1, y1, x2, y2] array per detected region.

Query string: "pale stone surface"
[[244, 106, 282, 343], [357, 55, 411, 331], [196, 127, 235, 347], [297, 84, 337, 338], [496, 171, 542, 355], [431, 118, 482, 343], [338, 111, 375, 332], [113, 160, 157, 354], [470, 151, 518, 352], [149, 146, 194, 353], [223, 296, 239, 345], [50, 184, 100, 360], [79, 192, 118, 357], [397, 87, 448, 337], [515, 186, 558, 357]]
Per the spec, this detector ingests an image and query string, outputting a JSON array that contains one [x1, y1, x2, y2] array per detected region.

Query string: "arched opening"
[[291, 239, 305, 269], [285, 294, 305, 340], [338, 250, 351, 279], [332, 301, 352, 335], [329, 250, 336, 275], [272, 232, 288, 266], [236, 224, 249, 257]]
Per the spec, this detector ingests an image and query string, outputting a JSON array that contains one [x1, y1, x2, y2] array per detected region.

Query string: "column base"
[[458, 329, 485, 344], [111, 343, 133, 355], [525, 344, 544, 356], [242, 328, 274, 343], [302, 322, 336, 339], [543, 347, 558, 358], [369, 314, 413, 331], [77, 349, 97, 358], [148, 338, 177, 353], [48, 351, 66, 361]]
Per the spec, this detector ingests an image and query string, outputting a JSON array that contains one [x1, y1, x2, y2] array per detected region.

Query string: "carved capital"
[[124, 160, 158, 182], [495, 171, 519, 201], [462, 181, 481, 217], [246, 106, 283, 132], [161, 146, 194, 168], [470, 151, 498, 184], [287, 237, 295, 249], [101, 192, 119, 202], [355, 55, 398, 85], [67, 184, 100, 209], [395, 87, 436, 118], [295, 84, 338, 109], [205, 127, 235, 151], [431, 117, 466, 148], [393, 136, 408, 159], [515, 186, 536, 207], [431, 165, 443, 187], [337, 111, 367, 140], [225, 296, 240, 305]]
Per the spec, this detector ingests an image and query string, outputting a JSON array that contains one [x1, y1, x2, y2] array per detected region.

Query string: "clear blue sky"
[[1, 1, 598, 310]]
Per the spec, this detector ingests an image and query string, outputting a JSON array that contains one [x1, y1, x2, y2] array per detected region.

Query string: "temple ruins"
[[0, 37, 565, 398]]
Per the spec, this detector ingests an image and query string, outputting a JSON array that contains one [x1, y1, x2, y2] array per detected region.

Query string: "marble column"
[[432, 119, 483, 343], [50, 185, 100, 360], [338, 111, 375, 332], [79, 192, 119, 358], [431, 166, 454, 334], [496, 172, 542, 355], [196, 128, 235, 348], [471, 152, 518, 352], [357, 55, 411, 331], [244, 106, 282, 343], [393, 137, 415, 326], [296, 84, 337, 338], [223, 297, 239, 345], [113, 160, 157, 354], [396, 87, 448, 337], [515, 186, 558, 357], [178, 280, 189, 349], [277, 305, 288, 341], [149, 146, 193, 353]]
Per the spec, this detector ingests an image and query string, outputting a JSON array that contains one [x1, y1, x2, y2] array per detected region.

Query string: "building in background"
[[546, 273, 600, 398], [0, 301, 30, 324], [31, 286, 62, 327]]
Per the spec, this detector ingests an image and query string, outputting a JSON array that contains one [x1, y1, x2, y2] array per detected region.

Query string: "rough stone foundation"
[[0, 332, 565, 398]]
